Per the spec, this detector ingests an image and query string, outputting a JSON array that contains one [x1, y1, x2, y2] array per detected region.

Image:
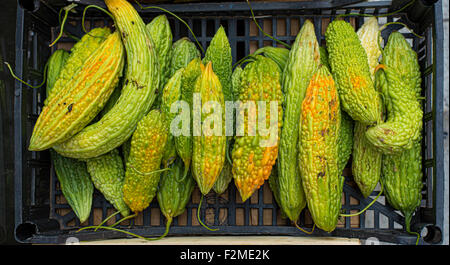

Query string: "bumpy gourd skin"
[[352, 17, 383, 198], [53, 0, 160, 159], [298, 65, 342, 233], [147, 14, 173, 108], [29, 32, 125, 151], [231, 65, 243, 100], [232, 56, 282, 202], [192, 62, 226, 195], [213, 159, 233, 195], [277, 20, 318, 222], [170, 37, 201, 77], [319, 46, 330, 68], [161, 68, 184, 167], [379, 32, 423, 235], [51, 150, 93, 223], [175, 58, 203, 174], [46, 50, 93, 224], [157, 157, 195, 220], [46, 49, 69, 97], [365, 32, 423, 154], [85, 149, 130, 217], [337, 110, 354, 174], [123, 109, 169, 213], [325, 20, 380, 125], [253, 46, 290, 74], [45, 27, 111, 105]]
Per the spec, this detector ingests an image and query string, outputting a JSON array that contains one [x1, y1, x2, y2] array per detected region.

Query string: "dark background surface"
[[0, 0, 19, 245]]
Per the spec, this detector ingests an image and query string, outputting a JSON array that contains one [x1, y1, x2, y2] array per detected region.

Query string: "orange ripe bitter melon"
[[53, 0, 160, 159], [298, 65, 343, 233], [232, 55, 283, 202], [29, 31, 125, 151]]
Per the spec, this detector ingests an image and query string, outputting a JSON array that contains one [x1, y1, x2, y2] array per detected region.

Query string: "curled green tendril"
[[82, 5, 115, 39], [4, 61, 48, 89], [340, 184, 383, 217], [49, 3, 78, 47], [294, 223, 315, 235], [380, 22, 424, 39], [133, 0, 205, 54], [245, 0, 291, 49]]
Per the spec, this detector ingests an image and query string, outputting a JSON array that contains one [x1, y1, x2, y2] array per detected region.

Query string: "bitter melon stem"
[[294, 223, 315, 235], [340, 184, 383, 217], [197, 194, 219, 232], [405, 212, 421, 245], [4, 61, 48, 89], [49, 3, 78, 47]]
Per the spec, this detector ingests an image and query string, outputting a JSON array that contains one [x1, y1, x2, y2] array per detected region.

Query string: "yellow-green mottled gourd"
[[157, 157, 195, 235], [232, 55, 282, 202], [203, 26, 233, 193], [253, 46, 290, 75], [352, 17, 383, 198], [147, 14, 173, 108], [123, 109, 169, 213], [175, 58, 203, 174], [213, 160, 233, 195], [46, 49, 69, 97], [325, 19, 380, 125], [365, 32, 423, 154], [170, 37, 201, 77], [45, 27, 111, 105], [29, 32, 125, 151], [298, 65, 343, 233], [192, 62, 226, 195], [46, 49, 93, 224], [277, 20, 319, 222], [231, 65, 243, 100], [161, 68, 184, 167], [379, 32, 423, 238], [85, 149, 130, 217], [52, 0, 160, 159]]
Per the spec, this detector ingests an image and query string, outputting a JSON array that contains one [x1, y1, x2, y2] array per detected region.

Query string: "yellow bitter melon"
[[365, 32, 423, 154], [192, 62, 226, 195], [298, 65, 343, 233], [123, 109, 169, 213], [45, 27, 111, 105], [52, 0, 160, 159], [29, 31, 125, 151], [232, 55, 283, 202], [352, 17, 384, 198], [277, 20, 319, 222], [325, 19, 380, 125]]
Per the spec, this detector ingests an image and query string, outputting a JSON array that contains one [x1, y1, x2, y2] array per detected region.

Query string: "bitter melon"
[[277, 20, 319, 222], [170, 37, 201, 77], [46, 49, 69, 97], [298, 65, 342, 233], [53, 0, 160, 159], [192, 62, 226, 195], [352, 17, 383, 197], [325, 19, 380, 125], [123, 109, 169, 213], [232, 55, 282, 202], [365, 32, 423, 154], [29, 32, 125, 151]]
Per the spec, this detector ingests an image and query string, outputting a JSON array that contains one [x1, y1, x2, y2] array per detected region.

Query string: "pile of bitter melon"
[[28, 0, 424, 240]]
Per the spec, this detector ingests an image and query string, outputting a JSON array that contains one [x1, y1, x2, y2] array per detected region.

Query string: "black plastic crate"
[[9, 0, 446, 245]]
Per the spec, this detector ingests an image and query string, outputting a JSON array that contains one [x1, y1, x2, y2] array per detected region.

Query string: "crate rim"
[[12, 0, 446, 245]]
